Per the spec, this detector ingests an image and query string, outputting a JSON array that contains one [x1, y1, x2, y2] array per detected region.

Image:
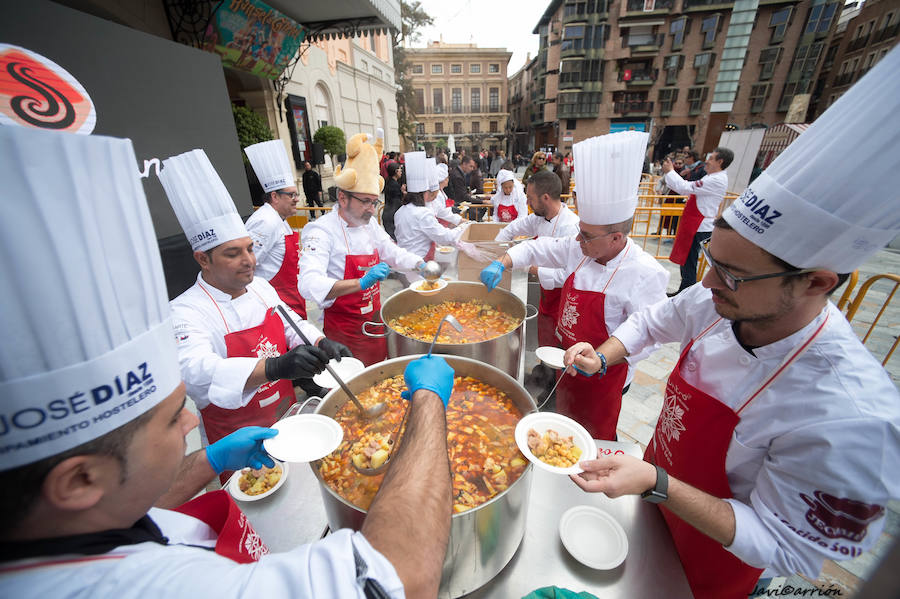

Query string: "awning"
[[757, 123, 810, 167], [265, 0, 401, 40]]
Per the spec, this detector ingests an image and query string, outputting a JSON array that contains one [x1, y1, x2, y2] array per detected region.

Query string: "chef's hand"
[[317, 338, 352, 362], [564, 342, 604, 377], [265, 344, 330, 380], [569, 454, 657, 498], [360, 262, 390, 290], [479, 260, 505, 291], [401, 355, 455, 408], [206, 426, 278, 474], [661, 158, 674, 174], [416, 261, 428, 274]]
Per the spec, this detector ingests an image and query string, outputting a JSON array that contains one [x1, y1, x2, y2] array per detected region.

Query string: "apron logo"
[[253, 338, 281, 359], [559, 293, 580, 331], [800, 491, 884, 543], [655, 381, 689, 466]]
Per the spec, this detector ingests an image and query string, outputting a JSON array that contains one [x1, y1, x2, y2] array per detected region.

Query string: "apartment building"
[[406, 41, 513, 152]]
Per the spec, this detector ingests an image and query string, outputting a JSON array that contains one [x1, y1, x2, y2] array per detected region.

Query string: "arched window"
[[313, 83, 333, 129]]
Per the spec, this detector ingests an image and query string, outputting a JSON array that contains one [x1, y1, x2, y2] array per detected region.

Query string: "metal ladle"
[[276, 306, 386, 420], [421, 260, 442, 282], [353, 314, 463, 476]]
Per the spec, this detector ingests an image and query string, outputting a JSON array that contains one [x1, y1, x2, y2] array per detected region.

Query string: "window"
[[749, 83, 770, 113], [369, 34, 376, 52], [454, 122, 462, 134], [805, 3, 837, 36], [450, 64, 462, 74], [861, 52, 877, 76], [562, 24, 608, 51], [313, 83, 333, 129], [612, 90, 651, 113], [626, 24, 656, 47], [658, 88, 678, 115], [489, 88, 500, 111], [373, 68, 383, 80], [470, 63, 481, 73], [451, 88, 462, 112], [701, 14, 720, 50], [769, 7, 792, 44], [489, 64, 500, 73], [415, 122, 425, 135], [687, 86, 708, 114], [564, 1, 610, 17], [566, 119, 577, 130], [471, 89, 481, 111], [434, 122, 443, 134], [558, 91, 602, 116], [412, 64, 423, 74], [823, 43, 839, 69], [360, 60, 368, 72], [472, 122, 480, 133], [432, 64, 443, 74], [559, 59, 604, 85], [778, 80, 811, 111], [694, 53, 714, 84], [433, 89, 443, 112], [670, 16, 688, 51], [789, 42, 823, 80], [414, 89, 425, 113], [663, 54, 683, 85], [490, 121, 498, 133], [758, 47, 781, 80]]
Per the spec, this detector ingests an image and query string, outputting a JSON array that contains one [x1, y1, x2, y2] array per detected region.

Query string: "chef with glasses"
[[563, 49, 900, 599]]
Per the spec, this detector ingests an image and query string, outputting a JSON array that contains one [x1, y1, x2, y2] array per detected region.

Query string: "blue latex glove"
[[360, 262, 390, 290], [400, 355, 455, 408], [205, 426, 278, 474], [480, 260, 505, 291], [416, 261, 427, 273]]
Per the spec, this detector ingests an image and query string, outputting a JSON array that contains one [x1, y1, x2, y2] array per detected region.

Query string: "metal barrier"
[[844, 273, 900, 367]]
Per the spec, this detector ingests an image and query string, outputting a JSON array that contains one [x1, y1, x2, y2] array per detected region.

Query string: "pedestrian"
[[382, 161, 404, 239], [301, 160, 324, 219], [521, 151, 547, 186], [551, 151, 570, 194], [448, 155, 475, 207]]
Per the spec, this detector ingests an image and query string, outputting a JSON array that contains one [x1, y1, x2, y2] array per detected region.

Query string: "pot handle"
[[525, 303, 539, 321], [283, 396, 322, 418], [362, 321, 388, 338]]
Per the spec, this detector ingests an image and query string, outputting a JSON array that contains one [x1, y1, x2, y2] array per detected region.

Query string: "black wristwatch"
[[641, 464, 669, 504]]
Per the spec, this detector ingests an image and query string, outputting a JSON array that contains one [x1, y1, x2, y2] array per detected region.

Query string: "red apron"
[[554, 250, 630, 440], [670, 195, 703, 266], [323, 235, 387, 366], [497, 202, 518, 223], [268, 230, 307, 320], [646, 314, 830, 598], [424, 241, 436, 262], [174, 490, 269, 563], [537, 287, 562, 348]]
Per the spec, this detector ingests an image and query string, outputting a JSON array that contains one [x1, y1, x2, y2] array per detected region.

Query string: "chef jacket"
[[245, 202, 293, 280], [170, 274, 322, 411], [431, 189, 463, 225], [394, 203, 466, 258], [507, 236, 669, 383], [299, 210, 423, 309], [495, 204, 580, 292], [490, 188, 528, 223], [663, 169, 728, 233], [0, 508, 403, 598], [613, 284, 900, 578]]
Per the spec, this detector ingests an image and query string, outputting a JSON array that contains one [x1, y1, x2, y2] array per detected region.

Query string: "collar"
[[543, 203, 565, 223], [593, 237, 632, 268], [732, 304, 831, 362], [197, 273, 250, 301]]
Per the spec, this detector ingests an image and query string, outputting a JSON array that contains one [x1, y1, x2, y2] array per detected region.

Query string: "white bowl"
[[535, 346, 566, 370], [559, 505, 628, 569], [227, 461, 288, 502], [312, 357, 365, 388], [409, 278, 448, 295], [514, 412, 595, 475], [263, 414, 343, 463]]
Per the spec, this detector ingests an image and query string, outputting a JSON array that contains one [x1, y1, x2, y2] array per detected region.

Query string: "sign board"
[[610, 122, 647, 133], [718, 128, 766, 194]]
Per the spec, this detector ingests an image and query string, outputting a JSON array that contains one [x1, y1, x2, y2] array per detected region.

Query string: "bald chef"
[[564, 50, 900, 599], [300, 130, 426, 365], [0, 125, 455, 599], [481, 132, 668, 439], [160, 149, 349, 446]]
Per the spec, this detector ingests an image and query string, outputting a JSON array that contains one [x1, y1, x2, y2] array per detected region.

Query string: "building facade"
[[406, 41, 512, 152]]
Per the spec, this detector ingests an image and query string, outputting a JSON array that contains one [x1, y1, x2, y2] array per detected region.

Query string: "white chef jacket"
[[507, 236, 669, 383], [432, 189, 463, 225], [245, 202, 293, 280], [490, 187, 528, 223], [299, 209, 423, 309], [663, 169, 728, 232], [0, 508, 403, 599], [495, 204, 580, 291], [613, 284, 900, 578], [170, 274, 322, 411], [394, 203, 467, 258]]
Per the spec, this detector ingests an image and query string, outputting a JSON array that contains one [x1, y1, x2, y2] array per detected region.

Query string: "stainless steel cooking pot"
[[311, 355, 536, 598], [361, 281, 537, 379]]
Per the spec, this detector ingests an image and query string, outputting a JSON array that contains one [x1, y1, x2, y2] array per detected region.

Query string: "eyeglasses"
[[577, 228, 616, 243], [276, 191, 299, 200], [345, 192, 382, 208], [700, 239, 818, 292]]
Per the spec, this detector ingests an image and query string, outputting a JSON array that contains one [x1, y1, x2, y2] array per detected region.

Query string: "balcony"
[[873, 22, 900, 43], [424, 104, 505, 116], [846, 35, 870, 53], [618, 69, 658, 84], [614, 100, 654, 115], [683, 0, 734, 10], [623, 34, 665, 54], [833, 72, 855, 87], [625, 0, 674, 14]]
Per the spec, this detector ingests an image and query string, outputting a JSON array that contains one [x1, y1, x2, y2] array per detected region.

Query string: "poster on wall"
[[285, 94, 312, 168], [200, 0, 305, 80], [610, 122, 647, 133]]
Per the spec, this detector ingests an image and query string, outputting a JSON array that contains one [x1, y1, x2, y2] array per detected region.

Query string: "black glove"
[[317, 338, 353, 362], [265, 345, 329, 381]]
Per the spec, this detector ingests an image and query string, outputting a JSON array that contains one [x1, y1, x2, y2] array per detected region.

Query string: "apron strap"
[[601, 243, 631, 294], [198, 281, 231, 333]]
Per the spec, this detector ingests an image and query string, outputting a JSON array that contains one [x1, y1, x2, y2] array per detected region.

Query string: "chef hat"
[[436, 162, 449, 181], [333, 130, 385, 196], [404, 151, 428, 193], [0, 126, 181, 470], [427, 157, 440, 192], [573, 131, 648, 225], [497, 169, 515, 186], [723, 47, 900, 272], [159, 149, 248, 252], [245, 139, 294, 192]]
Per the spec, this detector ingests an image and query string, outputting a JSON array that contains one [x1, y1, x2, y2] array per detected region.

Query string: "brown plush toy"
[[333, 128, 385, 195]]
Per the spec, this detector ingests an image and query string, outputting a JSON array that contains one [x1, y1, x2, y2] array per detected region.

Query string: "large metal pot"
[[311, 355, 536, 598], [362, 281, 537, 379]]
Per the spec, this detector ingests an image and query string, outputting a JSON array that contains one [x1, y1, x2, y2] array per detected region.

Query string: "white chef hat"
[[573, 131, 649, 225], [723, 47, 900, 273], [427, 157, 440, 192], [404, 151, 428, 193], [497, 169, 515, 186], [0, 125, 181, 470], [159, 149, 248, 252], [244, 139, 294, 192], [436, 162, 449, 181]]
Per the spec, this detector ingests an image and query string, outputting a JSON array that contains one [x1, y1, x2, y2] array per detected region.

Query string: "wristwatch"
[[641, 464, 669, 504]]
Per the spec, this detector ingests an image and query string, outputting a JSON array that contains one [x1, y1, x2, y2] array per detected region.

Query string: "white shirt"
[[245, 203, 293, 280], [491, 187, 528, 223], [299, 209, 423, 309], [170, 275, 322, 411], [508, 236, 670, 382], [613, 284, 900, 578], [495, 204, 580, 291], [664, 169, 728, 232], [394, 203, 467, 258], [431, 190, 463, 225], [0, 508, 403, 599]]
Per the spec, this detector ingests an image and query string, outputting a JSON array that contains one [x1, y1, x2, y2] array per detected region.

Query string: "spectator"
[[382, 161, 404, 239], [490, 150, 506, 177], [551, 151, 570, 194], [301, 160, 324, 219], [469, 160, 485, 196], [680, 150, 706, 181], [448, 154, 475, 207], [521, 151, 547, 185]]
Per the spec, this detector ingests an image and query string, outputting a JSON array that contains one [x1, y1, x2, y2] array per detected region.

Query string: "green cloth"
[[522, 587, 599, 599]]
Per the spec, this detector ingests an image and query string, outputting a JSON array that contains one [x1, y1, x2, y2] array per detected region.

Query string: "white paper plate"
[[535, 346, 566, 370], [409, 278, 448, 295], [263, 414, 343, 463], [227, 461, 288, 502], [559, 505, 628, 569], [514, 412, 595, 475], [436, 245, 455, 254], [312, 357, 365, 388]]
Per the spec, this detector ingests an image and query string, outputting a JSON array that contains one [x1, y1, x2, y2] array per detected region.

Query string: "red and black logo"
[[800, 490, 884, 543]]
